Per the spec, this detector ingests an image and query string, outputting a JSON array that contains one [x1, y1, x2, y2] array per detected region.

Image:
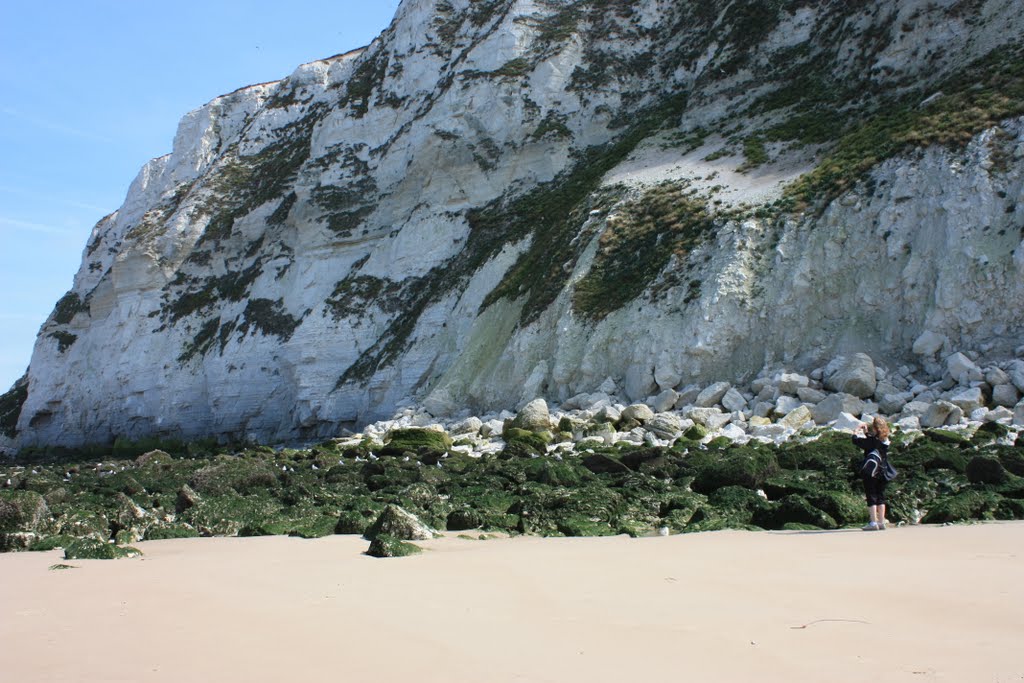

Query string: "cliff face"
[[7, 0, 1024, 448]]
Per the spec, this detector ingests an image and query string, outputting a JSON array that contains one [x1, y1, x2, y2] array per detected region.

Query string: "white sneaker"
[[877, 520, 887, 530], [862, 522, 879, 531]]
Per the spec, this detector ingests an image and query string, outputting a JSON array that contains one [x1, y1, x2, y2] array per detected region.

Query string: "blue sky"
[[0, 0, 402, 391]]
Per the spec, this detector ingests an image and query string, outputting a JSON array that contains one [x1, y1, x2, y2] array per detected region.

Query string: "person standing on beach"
[[853, 416, 891, 531]]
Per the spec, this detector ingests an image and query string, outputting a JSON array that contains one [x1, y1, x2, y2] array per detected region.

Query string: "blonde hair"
[[870, 416, 890, 440]]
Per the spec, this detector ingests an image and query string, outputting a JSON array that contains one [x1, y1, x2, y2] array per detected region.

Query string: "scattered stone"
[[824, 353, 877, 398], [832, 412, 865, 432], [510, 399, 552, 433], [675, 385, 701, 406], [897, 416, 922, 431], [912, 330, 946, 356], [451, 417, 483, 435], [946, 352, 983, 384], [721, 388, 747, 413], [595, 405, 622, 424], [1006, 360, 1024, 393], [650, 389, 678, 413], [983, 407, 1014, 423], [796, 386, 828, 404], [949, 386, 985, 413], [646, 413, 682, 439], [777, 373, 809, 394], [696, 382, 731, 408], [774, 395, 802, 416], [992, 384, 1021, 408], [921, 401, 959, 428], [812, 393, 864, 424], [621, 404, 655, 423], [778, 405, 813, 430], [720, 424, 747, 441]]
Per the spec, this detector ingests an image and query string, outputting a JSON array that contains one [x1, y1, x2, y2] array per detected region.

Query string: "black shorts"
[[863, 476, 887, 506]]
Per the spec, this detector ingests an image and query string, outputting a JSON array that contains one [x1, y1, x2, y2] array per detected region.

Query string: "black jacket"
[[852, 434, 890, 459]]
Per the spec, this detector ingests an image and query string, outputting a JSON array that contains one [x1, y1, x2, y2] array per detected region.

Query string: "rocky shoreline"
[[2, 350, 1023, 558]]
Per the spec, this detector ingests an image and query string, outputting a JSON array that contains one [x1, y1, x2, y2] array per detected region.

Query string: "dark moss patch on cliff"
[[572, 183, 715, 321], [339, 50, 390, 118], [52, 292, 88, 325], [0, 375, 28, 438], [48, 331, 78, 354], [325, 274, 407, 321], [235, 298, 302, 342]]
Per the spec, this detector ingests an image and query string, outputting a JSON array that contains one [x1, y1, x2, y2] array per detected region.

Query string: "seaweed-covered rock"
[[364, 504, 435, 541], [752, 495, 838, 530], [688, 446, 779, 494], [63, 539, 142, 560], [188, 458, 278, 495], [510, 399, 551, 433], [380, 428, 452, 456], [0, 490, 50, 534], [175, 484, 201, 513], [966, 456, 1014, 486], [446, 508, 483, 531], [144, 524, 199, 541], [366, 534, 422, 558], [501, 428, 550, 458], [805, 490, 868, 526], [581, 452, 631, 474], [920, 491, 1004, 524]]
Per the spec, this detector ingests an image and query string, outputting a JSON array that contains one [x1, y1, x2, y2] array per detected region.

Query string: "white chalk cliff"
[[6, 0, 1024, 447]]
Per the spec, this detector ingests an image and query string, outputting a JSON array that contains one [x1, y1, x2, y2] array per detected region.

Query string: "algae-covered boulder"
[[966, 456, 1014, 485], [363, 504, 435, 541], [446, 508, 484, 531], [753, 495, 838, 530], [366, 534, 423, 558], [64, 539, 142, 560], [920, 491, 1004, 524], [380, 428, 452, 456], [510, 398, 552, 433], [688, 446, 779, 494], [144, 524, 199, 541], [0, 490, 50, 534], [581, 452, 631, 474], [501, 428, 550, 458], [189, 458, 278, 495]]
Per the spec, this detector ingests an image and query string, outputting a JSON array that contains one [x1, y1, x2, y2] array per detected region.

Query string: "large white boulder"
[[992, 383, 1021, 408], [776, 373, 809, 394], [813, 393, 865, 424], [920, 401, 960, 428], [650, 389, 678, 413], [949, 386, 985, 413], [946, 352, 983, 384], [824, 354, 877, 398], [621, 403, 655, 423], [511, 398, 552, 432], [696, 382, 731, 408], [912, 330, 946, 356], [721, 388, 748, 414]]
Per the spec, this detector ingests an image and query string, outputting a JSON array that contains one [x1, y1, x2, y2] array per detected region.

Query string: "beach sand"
[[2, 522, 1022, 683]]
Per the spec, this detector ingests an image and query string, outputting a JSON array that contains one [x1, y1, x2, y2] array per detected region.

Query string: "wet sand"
[[2, 522, 1022, 682]]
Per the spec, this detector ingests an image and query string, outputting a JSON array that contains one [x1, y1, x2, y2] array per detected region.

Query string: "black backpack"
[[859, 449, 898, 481]]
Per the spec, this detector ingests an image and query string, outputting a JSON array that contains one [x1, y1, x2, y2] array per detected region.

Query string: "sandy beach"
[[2, 523, 1022, 683]]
